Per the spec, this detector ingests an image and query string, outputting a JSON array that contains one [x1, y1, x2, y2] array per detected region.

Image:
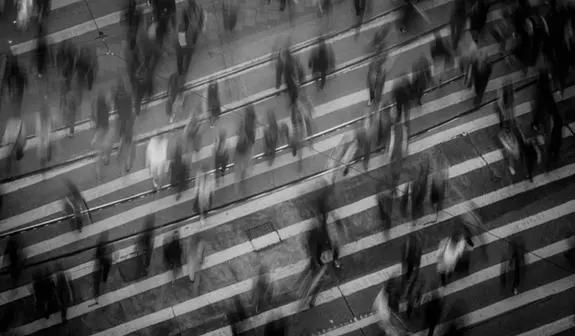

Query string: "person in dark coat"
[[63, 179, 91, 232], [222, 0, 238, 32], [138, 215, 155, 276], [93, 233, 112, 301], [425, 291, 444, 336], [33, 269, 58, 319], [500, 236, 525, 295], [545, 111, 563, 172], [308, 36, 331, 91], [402, 233, 422, 311], [207, 81, 221, 126], [164, 231, 183, 280], [469, 0, 489, 42], [55, 265, 74, 323], [6, 235, 24, 286], [214, 129, 229, 181], [430, 32, 453, 83], [468, 51, 492, 106], [532, 70, 557, 132], [367, 55, 386, 107], [35, 25, 49, 78], [263, 110, 279, 166], [115, 80, 136, 172], [411, 56, 432, 106], [450, 0, 467, 50], [170, 142, 189, 200]]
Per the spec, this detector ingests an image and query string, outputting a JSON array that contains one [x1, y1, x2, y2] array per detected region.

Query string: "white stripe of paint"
[[515, 315, 575, 336], [22, 79, 559, 264], [13, 123, 575, 334], [0, 40, 506, 231], [50, 0, 80, 11], [1, 80, 572, 311], [138, 193, 575, 336], [0, 5, 505, 180], [322, 238, 575, 336]]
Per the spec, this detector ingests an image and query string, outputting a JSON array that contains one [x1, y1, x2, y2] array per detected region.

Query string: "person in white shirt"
[[146, 135, 170, 190], [193, 166, 215, 222], [436, 230, 474, 285]]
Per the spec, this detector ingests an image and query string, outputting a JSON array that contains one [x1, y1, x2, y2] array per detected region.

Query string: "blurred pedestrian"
[[545, 110, 563, 172], [430, 156, 448, 218], [36, 102, 54, 167], [367, 55, 386, 107], [469, 0, 489, 43], [411, 56, 432, 106], [76, 46, 98, 92], [436, 228, 474, 285], [450, 0, 467, 50], [170, 141, 189, 200], [187, 235, 206, 294], [35, 25, 49, 79], [164, 231, 183, 281], [63, 179, 91, 232], [466, 50, 492, 106], [2, 116, 27, 174], [138, 215, 155, 276], [115, 80, 136, 172], [93, 233, 112, 302], [193, 166, 215, 222], [214, 129, 230, 182], [33, 269, 57, 319], [402, 233, 422, 304], [54, 264, 74, 323], [166, 73, 184, 123], [430, 33, 453, 83], [253, 265, 270, 313], [207, 82, 221, 126], [6, 235, 24, 286], [146, 134, 170, 190], [308, 36, 334, 91], [234, 105, 256, 189], [425, 291, 444, 336], [263, 110, 279, 166], [500, 236, 525, 295], [222, 0, 238, 32]]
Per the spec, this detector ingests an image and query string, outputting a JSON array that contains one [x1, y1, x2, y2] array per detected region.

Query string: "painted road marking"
[[13, 143, 575, 334], [1, 80, 572, 309], [515, 315, 575, 336], [93, 195, 575, 336], [0, 43, 510, 233], [321, 239, 575, 336], [0, 6, 504, 168]]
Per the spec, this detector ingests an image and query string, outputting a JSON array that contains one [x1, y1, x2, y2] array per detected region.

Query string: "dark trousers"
[[93, 259, 111, 298], [354, 0, 366, 16], [176, 46, 193, 76]]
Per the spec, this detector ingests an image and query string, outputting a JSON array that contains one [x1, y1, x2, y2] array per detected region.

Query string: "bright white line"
[[515, 315, 575, 336], [125, 186, 575, 336], [0, 6, 504, 187]]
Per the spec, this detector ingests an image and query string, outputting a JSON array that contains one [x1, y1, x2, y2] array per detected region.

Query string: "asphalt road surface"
[[0, 0, 574, 335]]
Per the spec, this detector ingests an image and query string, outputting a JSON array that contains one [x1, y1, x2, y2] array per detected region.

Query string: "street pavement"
[[0, 0, 574, 335]]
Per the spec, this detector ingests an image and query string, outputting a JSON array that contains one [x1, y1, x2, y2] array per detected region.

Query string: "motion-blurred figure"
[[37, 102, 54, 167], [92, 92, 112, 177], [500, 236, 525, 296], [164, 231, 183, 281], [436, 226, 474, 285], [2, 115, 27, 174], [263, 110, 280, 166], [367, 54, 386, 107], [253, 265, 271, 313], [425, 291, 444, 336], [193, 166, 215, 222], [6, 235, 24, 286], [214, 129, 230, 182], [63, 179, 91, 232], [430, 155, 448, 218], [465, 50, 492, 106], [138, 215, 155, 276], [308, 36, 334, 91], [33, 269, 57, 319], [234, 105, 256, 190], [55, 264, 74, 323], [166, 73, 186, 123], [187, 235, 206, 295], [373, 280, 411, 336], [402, 233, 422, 314], [35, 25, 49, 79], [207, 82, 221, 126], [469, 0, 489, 43], [115, 80, 136, 172], [410, 56, 432, 106], [146, 134, 170, 190], [222, 0, 238, 32], [94, 233, 112, 302], [430, 33, 453, 83], [450, 0, 467, 50], [170, 141, 189, 200], [76, 46, 98, 92]]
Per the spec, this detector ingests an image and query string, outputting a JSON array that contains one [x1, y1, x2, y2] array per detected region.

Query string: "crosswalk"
[[0, 0, 574, 335]]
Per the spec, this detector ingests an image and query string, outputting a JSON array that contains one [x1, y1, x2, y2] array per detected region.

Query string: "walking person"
[[164, 231, 183, 281], [55, 264, 74, 323], [263, 110, 279, 166], [2, 115, 27, 174], [138, 215, 155, 276], [207, 82, 221, 126], [308, 36, 333, 92], [500, 237, 525, 295], [214, 129, 229, 182], [6, 235, 24, 287], [93, 233, 112, 302], [33, 269, 57, 319], [92, 92, 112, 177], [63, 179, 92, 232], [193, 166, 215, 222], [170, 141, 189, 200], [146, 134, 170, 190], [187, 236, 206, 295], [425, 291, 444, 336], [115, 80, 136, 172]]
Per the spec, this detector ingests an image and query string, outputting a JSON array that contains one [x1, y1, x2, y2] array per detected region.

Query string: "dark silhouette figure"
[[93, 233, 112, 301]]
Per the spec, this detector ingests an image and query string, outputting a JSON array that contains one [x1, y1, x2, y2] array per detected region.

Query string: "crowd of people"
[[1, 0, 574, 334]]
